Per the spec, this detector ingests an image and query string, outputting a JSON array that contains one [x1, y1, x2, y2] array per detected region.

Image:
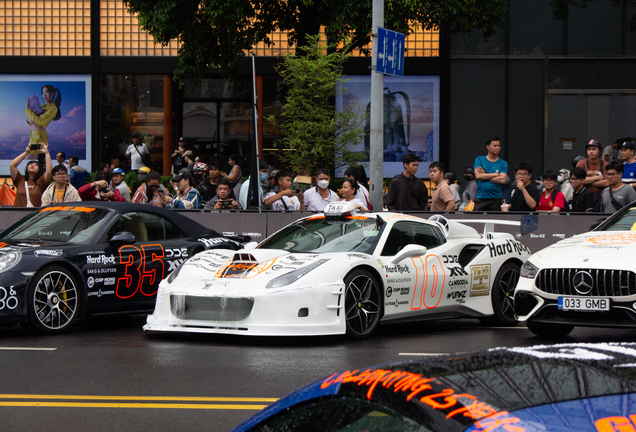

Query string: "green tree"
[[551, 0, 636, 31], [269, 35, 366, 176], [125, 0, 507, 86]]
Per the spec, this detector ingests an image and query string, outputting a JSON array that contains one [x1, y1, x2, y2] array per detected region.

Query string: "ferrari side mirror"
[[391, 244, 427, 264]]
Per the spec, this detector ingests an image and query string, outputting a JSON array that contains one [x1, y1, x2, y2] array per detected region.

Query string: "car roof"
[[232, 342, 636, 432], [45, 202, 214, 239]]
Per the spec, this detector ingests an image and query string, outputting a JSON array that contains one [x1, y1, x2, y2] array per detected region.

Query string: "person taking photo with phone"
[[10, 141, 53, 207], [131, 170, 169, 206]]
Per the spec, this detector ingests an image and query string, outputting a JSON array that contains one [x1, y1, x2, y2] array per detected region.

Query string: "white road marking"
[[0, 347, 57, 351], [399, 353, 448, 356]]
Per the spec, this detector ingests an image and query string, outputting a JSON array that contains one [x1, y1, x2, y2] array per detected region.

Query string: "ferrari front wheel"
[[344, 269, 382, 339], [479, 262, 520, 327], [27, 266, 81, 334]]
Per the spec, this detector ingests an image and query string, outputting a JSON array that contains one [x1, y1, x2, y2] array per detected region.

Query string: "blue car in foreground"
[[232, 342, 636, 432]]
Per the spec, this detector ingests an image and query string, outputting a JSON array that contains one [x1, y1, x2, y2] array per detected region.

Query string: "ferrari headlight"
[[266, 259, 329, 289], [520, 261, 539, 279], [0, 251, 20, 273]]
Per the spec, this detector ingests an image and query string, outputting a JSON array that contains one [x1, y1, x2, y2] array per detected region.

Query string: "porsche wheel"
[[344, 270, 382, 339], [527, 321, 574, 338], [479, 262, 519, 327], [27, 266, 81, 334]]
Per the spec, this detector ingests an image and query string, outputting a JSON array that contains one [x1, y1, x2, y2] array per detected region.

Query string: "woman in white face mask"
[[303, 168, 340, 211], [557, 168, 574, 203]]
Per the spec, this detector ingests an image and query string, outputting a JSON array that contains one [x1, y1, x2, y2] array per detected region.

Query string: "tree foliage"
[[125, 0, 508, 86], [268, 35, 366, 176], [551, 0, 636, 32]]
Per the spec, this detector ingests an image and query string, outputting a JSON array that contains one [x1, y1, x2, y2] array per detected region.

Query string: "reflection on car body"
[[0, 202, 244, 334]]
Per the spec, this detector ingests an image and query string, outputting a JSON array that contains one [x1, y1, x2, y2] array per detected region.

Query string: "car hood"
[[0, 239, 65, 255], [165, 248, 365, 294], [532, 230, 636, 261]]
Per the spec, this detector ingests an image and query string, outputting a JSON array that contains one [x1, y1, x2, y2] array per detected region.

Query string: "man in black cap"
[[621, 141, 636, 189], [459, 167, 477, 210], [163, 170, 202, 209], [575, 139, 609, 200], [125, 132, 149, 172]]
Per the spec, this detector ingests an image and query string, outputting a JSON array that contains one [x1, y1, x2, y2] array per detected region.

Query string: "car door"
[[85, 211, 188, 314], [380, 221, 451, 316]]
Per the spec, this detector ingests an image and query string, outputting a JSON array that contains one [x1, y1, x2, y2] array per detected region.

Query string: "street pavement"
[[0, 315, 634, 431]]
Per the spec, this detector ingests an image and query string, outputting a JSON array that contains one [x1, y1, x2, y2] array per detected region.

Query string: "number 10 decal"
[[410, 255, 446, 310], [116, 244, 165, 299]]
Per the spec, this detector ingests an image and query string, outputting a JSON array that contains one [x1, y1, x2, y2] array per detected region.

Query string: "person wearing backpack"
[[537, 170, 565, 212], [601, 162, 636, 213]]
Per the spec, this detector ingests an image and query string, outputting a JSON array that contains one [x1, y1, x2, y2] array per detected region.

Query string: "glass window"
[[509, 0, 564, 55], [100, 75, 164, 171], [137, 212, 186, 241], [567, 1, 623, 56], [258, 216, 385, 254], [105, 212, 148, 242], [381, 221, 444, 256], [251, 396, 430, 432], [1, 208, 111, 243], [183, 78, 252, 99]]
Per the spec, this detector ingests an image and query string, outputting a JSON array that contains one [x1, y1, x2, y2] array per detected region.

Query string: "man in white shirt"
[[264, 171, 306, 211], [303, 168, 339, 211], [125, 132, 149, 171]]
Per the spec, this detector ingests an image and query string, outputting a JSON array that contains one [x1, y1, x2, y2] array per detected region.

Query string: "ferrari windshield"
[[600, 206, 636, 231], [258, 216, 385, 254], [1, 207, 111, 243]]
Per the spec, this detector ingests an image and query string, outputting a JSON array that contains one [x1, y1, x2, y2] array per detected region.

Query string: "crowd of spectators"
[[10, 132, 635, 214]]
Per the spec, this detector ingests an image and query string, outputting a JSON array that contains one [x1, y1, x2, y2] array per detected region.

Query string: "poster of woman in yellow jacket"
[[24, 85, 62, 144]]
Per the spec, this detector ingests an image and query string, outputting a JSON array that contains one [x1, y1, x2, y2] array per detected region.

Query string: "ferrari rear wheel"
[[27, 266, 81, 334], [479, 262, 520, 327], [344, 269, 382, 339], [527, 321, 574, 338]]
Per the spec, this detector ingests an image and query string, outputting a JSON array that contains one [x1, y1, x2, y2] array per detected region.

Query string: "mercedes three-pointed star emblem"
[[572, 271, 594, 295]]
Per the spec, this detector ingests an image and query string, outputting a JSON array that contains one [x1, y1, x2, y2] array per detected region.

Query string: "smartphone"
[[158, 190, 165, 198], [220, 200, 231, 208], [30, 143, 41, 151], [293, 188, 301, 195]]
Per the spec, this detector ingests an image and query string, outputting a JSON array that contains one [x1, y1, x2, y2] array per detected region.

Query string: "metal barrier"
[[0, 207, 609, 254]]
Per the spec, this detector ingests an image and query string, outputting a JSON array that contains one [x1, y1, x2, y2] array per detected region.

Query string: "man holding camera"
[[263, 171, 306, 211], [78, 172, 125, 202], [204, 178, 242, 210]]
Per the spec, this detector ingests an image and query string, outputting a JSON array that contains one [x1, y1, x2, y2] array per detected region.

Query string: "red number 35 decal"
[[116, 244, 165, 299]]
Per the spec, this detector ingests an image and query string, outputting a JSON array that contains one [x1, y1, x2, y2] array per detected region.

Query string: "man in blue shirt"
[[473, 136, 508, 211], [621, 141, 636, 190]]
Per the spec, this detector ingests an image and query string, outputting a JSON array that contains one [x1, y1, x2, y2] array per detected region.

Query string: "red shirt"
[[537, 190, 565, 211]]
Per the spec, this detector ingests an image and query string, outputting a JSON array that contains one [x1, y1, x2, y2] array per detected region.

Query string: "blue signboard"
[[376, 27, 405, 77]]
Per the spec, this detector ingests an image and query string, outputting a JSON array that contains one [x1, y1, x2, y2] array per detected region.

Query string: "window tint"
[[138, 212, 186, 240], [251, 396, 430, 432], [106, 212, 148, 242], [381, 222, 444, 256]]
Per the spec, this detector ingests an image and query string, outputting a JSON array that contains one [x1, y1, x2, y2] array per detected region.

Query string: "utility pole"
[[369, 0, 384, 211]]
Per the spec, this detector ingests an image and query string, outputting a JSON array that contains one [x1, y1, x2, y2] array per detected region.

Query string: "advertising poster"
[[336, 75, 440, 178], [0, 75, 91, 175]]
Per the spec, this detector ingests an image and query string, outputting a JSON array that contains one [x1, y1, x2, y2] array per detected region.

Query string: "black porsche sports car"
[[232, 342, 636, 432], [0, 202, 244, 334]]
